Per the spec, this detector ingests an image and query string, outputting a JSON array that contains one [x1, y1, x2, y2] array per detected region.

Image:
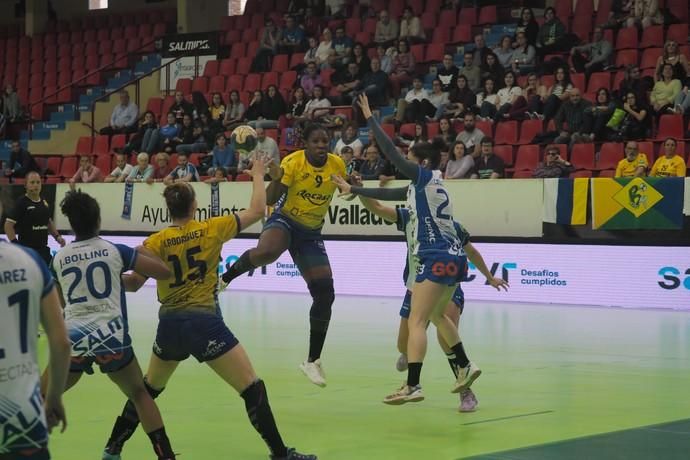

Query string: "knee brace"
[[308, 278, 335, 324]]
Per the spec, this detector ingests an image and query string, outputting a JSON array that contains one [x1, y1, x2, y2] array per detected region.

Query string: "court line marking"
[[461, 410, 554, 426]]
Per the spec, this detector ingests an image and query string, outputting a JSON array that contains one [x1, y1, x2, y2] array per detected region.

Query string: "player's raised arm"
[[358, 93, 419, 182], [40, 285, 70, 433], [463, 242, 509, 291], [236, 155, 269, 230], [332, 173, 407, 201]]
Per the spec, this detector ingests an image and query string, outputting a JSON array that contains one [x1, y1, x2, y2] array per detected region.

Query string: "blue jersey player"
[[0, 199, 70, 460]]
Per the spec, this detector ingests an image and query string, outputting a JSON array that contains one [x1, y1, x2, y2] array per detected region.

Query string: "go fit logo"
[[658, 266, 690, 290]]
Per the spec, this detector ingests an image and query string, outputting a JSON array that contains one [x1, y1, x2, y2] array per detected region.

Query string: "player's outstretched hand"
[[488, 277, 509, 292], [330, 174, 352, 196], [45, 396, 67, 434], [357, 93, 373, 120], [246, 154, 268, 178], [350, 173, 363, 187]]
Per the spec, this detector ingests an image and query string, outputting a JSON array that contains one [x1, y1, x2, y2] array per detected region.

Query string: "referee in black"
[[3, 170, 65, 264]]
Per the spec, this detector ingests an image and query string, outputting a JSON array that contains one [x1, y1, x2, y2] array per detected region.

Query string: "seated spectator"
[[2, 84, 24, 126], [303, 36, 320, 67], [359, 144, 386, 180], [223, 90, 246, 130], [126, 152, 154, 183], [455, 112, 486, 156], [70, 156, 102, 184], [103, 153, 132, 183], [494, 36, 514, 70], [197, 111, 219, 151], [334, 123, 363, 157], [205, 167, 229, 184], [339, 146, 359, 175], [656, 40, 689, 85], [445, 141, 474, 179], [158, 112, 181, 153], [191, 91, 209, 119], [615, 141, 649, 177], [514, 8, 538, 47], [322, 48, 343, 72], [300, 85, 332, 125], [536, 7, 568, 57], [147, 152, 173, 183], [439, 146, 451, 176], [470, 137, 504, 179], [389, 40, 416, 97], [399, 6, 425, 43], [279, 15, 305, 54], [437, 55, 459, 93], [376, 45, 393, 75], [252, 18, 281, 72], [325, 0, 346, 18], [252, 85, 287, 129], [254, 127, 281, 165], [176, 114, 207, 154], [532, 144, 574, 177], [442, 75, 476, 120], [100, 91, 138, 136], [495, 71, 526, 121], [284, 87, 308, 127], [523, 73, 547, 119], [615, 92, 651, 140], [122, 110, 158, 156], [543, 67, 573, 122], [208, 133, 237, 177], [626, 0, 663, 29], [397, 122, 427, 150], [3, 141, 39, 179], [674, 85, 690, 115], [458, 50, 481, 93], [651, 64, 682, 116], [315, 29, 334, 68], [426, 79, 450, 120], [472, 34, 490, 67], [350, 43, 371, 77], [170, 91, 195, 124], [553, 88, 593, 147], [244, 90, 266, 123], [476, 78, 499, 121], [332, 25, 353, 64], [398, 77, 431, 123], [570, 27, 613, 78], [331, 62, 361, 106], [374, 10, 399, 47], [580, 88, 616, 142], [164, 152, 200, 184], [355, 58, 389, 108], [650, 138, 687, 177], [480, 53, 504, 84], [617, 64, 653, 102], [208, 92, 226, 129], [300, 62, 323, 97], [436, 116, 456, 145], [511, 32, 536, 75], [302, 5, 322, 35]]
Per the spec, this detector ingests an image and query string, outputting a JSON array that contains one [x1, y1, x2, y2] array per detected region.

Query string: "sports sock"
[[147, 427, 175, 459], [407, 362, 423, 387], [445, 352, 459, 378], [105, 381, 164, 454], [451, 342, 470, 368], [308, 322, 328, 362], [222, 251, 257, 283], [241, 379, 288, 458]]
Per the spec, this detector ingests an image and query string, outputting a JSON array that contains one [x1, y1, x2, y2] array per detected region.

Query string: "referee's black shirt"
[[7, 195, 52, 261]]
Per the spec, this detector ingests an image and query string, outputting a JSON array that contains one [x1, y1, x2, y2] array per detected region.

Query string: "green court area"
[[44, 291, 690, 459]]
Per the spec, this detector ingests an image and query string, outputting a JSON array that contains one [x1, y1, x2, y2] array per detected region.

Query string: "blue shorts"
[[69, 346, 134, 375], [264, 212, 330, 273], [415, 253, 467, 286], [399, 285, 465, 319], [153, 312, 239, 363]]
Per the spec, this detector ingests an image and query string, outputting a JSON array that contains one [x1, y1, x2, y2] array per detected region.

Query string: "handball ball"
[[231, 125, 258, 154]]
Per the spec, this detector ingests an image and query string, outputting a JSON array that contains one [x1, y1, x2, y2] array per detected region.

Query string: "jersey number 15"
[[168, 246, 208, 288]]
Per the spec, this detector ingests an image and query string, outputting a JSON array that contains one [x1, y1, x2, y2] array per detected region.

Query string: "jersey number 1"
[[0, 289, 29, 359], [168, 246, 208, 288]]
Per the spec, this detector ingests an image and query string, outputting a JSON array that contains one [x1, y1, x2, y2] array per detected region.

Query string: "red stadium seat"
[[451, 25, 472, 44], [230, 42, 246, 60], [426, 122, 439, 139], [175, 78, 192, 95], [640, 48, 662, 69], [203, 60, 219, 77], [279, 71, 297, 90], [236, 57, 252, 75], [494, 121, 518, 145], [586, 72, 610, 93], [219, 59, 236, 76], [573, 0, 594, 19], [146, 97, 163, 119], [637, 141, 655, 161], [570, 73, 586, 92], [95, 155, 111, 173], [243, 73, 262, 93], [656, 115, 684, 140], [555, 1, 572, 19], [477, 6, 497, 25], [320, 68, 335, 87], [93, 135, 110, 156], [667, 24, 689, 46], [192, 77, 209, 94], [571, 15, 593, 42], [74, 136, 93, 156], [513, 145, 540, 171], [345, 18, 361, 37], [400, 123, 416, 138], [110, 134, 127, 153], [45, 157, 62, 177], [424, 43, 445, 63], [615, 27, 638, 50], [458, 7, 477, 25], [289, 53, 305, 69], [438, 10, 456, 29], [640, 25, 664, 48], [615, 50, 638, 68], [226, 74, 244, 92], [261, 72, 279, 90], [570, 143, 595, 170], [209, 75, 225, 93], [431, 28, 451, 45], [493, 145, 513, 166], [410, 44, 425, 63], [570, 170, 593, 178], [475, 120, 493, 138], [596, 143, 624, 170], [598, 169, 616, 177], [420, 12, 436, 31], [272, 55, 289, 73], [59, 156, 79, 178]]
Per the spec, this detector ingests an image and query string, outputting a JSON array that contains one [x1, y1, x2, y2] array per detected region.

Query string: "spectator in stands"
[[437, 117, 457, 145], [285, 87, 308, 126], [70, 156, 102, 184], [455, 112, 486, 155], [100, 91, 138, 136], [2, 83, 24, 126], [655, 40, 689, 84], [339, 146, 359, 175], [570, 27, 613, 78], [495, 71, 526, 121], [536, 7, 568, 57], [208, 133, 236, 177], [471, 137, 505, 179], [355, 58, 389, 108], [359, 144, 385, 180], [158, 112, 181, 154], [332, 25, 353, 64], [651, 64, 682, 116], [511, 32, 536, 75], [254, 127, 281, 165], [425, 80, 450, 121], [398, 77, 431, 123], [223, 90, 246, 130], [472, 34, 490, 67], [397, 122, 427, 150], [399, 6, 425, 43], [376, 45, 393, 74], [532, 145, 574, 178], [170, 91, 195, 124], [514, 8, 539, 47], [334, 123, 363, 157], [316, 28, 334, 68], [103, 152, 132, 183], [579, 88, 616, 142], [126, 152, 154, 183], [626, 0, 663, 29], [615, 141, 649, 177], [253, 18, 281, 72], [208, 92, 225, 128], [244, 90, 266, 123], [389, 39, 416, 97], [123, 110, 158, 156], [494, 36, 515, 70], [443, 75, 476, 120], [350, 43, 371, 77], [615, 92, 651, 140], [3, 141, 39, 179], [322, 48, 343, 72], [604, 0, 633, 28], [458, 50, 481, 93], [191, 92, 209, 119], [543, 67, 573, 122], [650, 137, 686, 177], [300, 62, 323, 97], [445, 141, 474, 179], [204, 167, 228, 184], [553, 88, 593, 147], [304, 36, 320, 67], [438, 148, 450, 176], [279, 15, 305, 54], [302, 5, 322, 36], [176, 114, 207, 154], [523, 73, 546, 119], [331, 62, 361, 105], [476, 78, 499, 121], [197, 111, 219, 151], [147, 152, 172, 183], [325, 0, 346, 18], [374, 10, 399, 47], [480, 53, 504, 84], [617, 65, 653, 103], [254, 85, 287, 129], [437, 55, 459, 93], [301, 85, 332, 124], [674, 85, 690, 115]]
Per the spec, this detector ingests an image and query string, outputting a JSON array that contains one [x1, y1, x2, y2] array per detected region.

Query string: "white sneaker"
[[383, 383, 424, 405], [395, 353, 408, 372], [452, 361, 481, 393], [299, 359, 326, 387]]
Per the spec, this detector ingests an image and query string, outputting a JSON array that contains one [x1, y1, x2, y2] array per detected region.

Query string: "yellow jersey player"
[[219, 123, 346, 388], [650, 138, 687, 178], [102, 158, 317, 460]]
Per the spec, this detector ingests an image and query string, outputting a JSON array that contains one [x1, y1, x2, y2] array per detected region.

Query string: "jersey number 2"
[[168, 246, 208, 288], [0, 289, 29, 359], [436, 188, 451, 220]]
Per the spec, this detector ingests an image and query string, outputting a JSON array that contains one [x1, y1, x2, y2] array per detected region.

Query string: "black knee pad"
[[308, 278, 335, 322], [240, 379, 266, 407]]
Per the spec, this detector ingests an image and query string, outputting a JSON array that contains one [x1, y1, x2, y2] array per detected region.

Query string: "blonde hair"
[[156, 152, 170, 162], [137, 152, 149, 162]]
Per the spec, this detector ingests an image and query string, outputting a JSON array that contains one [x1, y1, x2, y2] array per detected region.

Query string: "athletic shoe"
[[395, 353, 408, 372], [102, 451, 121, 460], [270, 447, 318, 460], [451, 361, 481, 393], [459, 388, 478, 412], [299, 359, 326, 387], [383, 384, 424, 405]]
